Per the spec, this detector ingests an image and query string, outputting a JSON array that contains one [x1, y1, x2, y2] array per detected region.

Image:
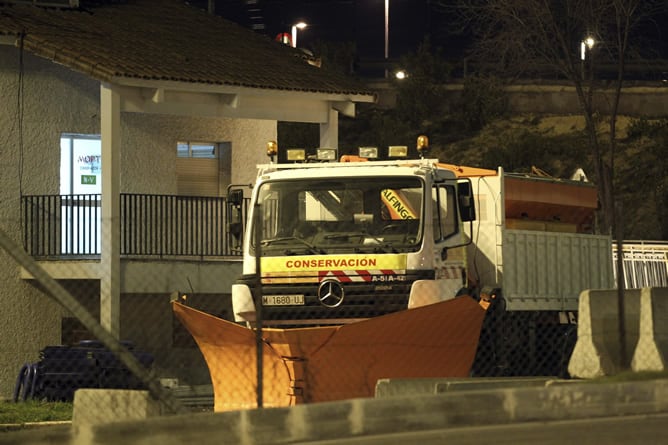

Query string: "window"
[[60, 134, 101, 195], [252, 177, 423, 255], [177, 141, 218, 158], [432, 184, 458, 241], [59, 134, 101, 254], [176, 141, 231, 196]]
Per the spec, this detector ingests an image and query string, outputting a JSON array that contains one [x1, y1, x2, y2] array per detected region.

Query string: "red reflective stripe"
[[318, 269, 403, 282], [356, 270, 372, 281]]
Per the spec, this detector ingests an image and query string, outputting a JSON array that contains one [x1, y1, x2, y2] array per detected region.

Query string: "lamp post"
[[291, 22, 307, 48], [580, 36, 595, 80], [384, 0, 389, 77]]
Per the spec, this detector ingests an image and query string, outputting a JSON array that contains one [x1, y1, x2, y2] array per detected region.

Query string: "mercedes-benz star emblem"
[[317, 279, 345, 308]]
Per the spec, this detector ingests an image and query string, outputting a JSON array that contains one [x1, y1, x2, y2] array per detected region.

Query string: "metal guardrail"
[[21, 193, 249, 258], [613, 241, 668, 288]]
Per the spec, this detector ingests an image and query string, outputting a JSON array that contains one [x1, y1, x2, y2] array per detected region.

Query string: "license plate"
[[262, 295, 305, 306]]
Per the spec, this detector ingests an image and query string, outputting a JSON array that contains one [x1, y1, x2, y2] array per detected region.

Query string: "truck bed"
[[466, 168, 614, 311]]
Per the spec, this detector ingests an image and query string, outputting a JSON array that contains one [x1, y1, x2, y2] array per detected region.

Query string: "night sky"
[[191, 0, 668, 75], [199, 0, 458, 60]]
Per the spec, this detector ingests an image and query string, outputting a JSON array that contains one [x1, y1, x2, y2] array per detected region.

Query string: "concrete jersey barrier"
[[568, 287, 668, 378]]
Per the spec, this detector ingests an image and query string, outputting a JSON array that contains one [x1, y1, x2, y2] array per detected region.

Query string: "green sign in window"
[[81, 175, 97, 185]]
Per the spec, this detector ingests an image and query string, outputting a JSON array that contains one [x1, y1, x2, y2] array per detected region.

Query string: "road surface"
[[301, 413, 668, 445]]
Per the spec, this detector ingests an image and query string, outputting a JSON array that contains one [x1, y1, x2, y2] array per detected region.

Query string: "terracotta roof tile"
[[0, 0, 375, 98]]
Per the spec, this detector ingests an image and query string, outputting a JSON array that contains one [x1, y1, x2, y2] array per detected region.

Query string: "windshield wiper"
[[325, 232, 400, 253], [324, 232, 383, 243], [260, 236, 326, 254], [353, 244, 400, 254]]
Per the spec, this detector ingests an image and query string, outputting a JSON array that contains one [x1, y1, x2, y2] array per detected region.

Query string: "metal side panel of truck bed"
[[501, 230, 614, 311]]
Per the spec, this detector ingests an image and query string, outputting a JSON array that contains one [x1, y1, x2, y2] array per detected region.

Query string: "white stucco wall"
[[121, 113, 272, 195], [0, 45, 276, 399], [0, 46, 89, 400]]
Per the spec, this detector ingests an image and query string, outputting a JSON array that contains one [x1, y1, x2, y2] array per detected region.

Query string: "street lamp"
[[291, 22, 307, 48], [580, 36, 595, 80], [580, 36, 595, 61], [394, 70, 407, 80]]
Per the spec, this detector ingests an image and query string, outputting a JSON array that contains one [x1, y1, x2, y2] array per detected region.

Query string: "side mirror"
[[227, 189, 245, 250], [457, 180, 476, 222], [228, 189, 244, 207]]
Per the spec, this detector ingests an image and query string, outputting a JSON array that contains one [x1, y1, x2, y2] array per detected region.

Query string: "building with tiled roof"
[[0, 0, 375, 401], [0, 0, 375, 96]]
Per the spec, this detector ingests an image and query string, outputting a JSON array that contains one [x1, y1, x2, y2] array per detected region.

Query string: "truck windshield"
[[251, 176, 423, 255]]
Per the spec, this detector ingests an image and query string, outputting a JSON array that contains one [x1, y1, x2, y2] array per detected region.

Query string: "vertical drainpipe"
[[100, 83, 121, 339]]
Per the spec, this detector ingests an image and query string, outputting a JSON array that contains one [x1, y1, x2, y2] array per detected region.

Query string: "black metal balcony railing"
[[22, 194, 249, 258], [22, 195, 101, 257]]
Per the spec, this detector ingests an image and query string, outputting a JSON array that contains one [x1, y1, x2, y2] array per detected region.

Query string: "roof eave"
[[109, 75, 377, 104], [106, 78, 374, 121]]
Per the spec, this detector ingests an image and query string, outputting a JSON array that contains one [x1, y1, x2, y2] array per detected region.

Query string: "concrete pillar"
[[100, 83, 121, 338], [319, 108, 338, 149], [631, 287, 668, 372], [568, 289, 641, 378]]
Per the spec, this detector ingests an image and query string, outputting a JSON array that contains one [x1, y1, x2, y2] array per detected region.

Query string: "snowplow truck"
[[226, 137, 614, 378]]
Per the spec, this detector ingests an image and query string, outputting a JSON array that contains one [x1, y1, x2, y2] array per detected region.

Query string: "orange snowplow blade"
[[173, 297, 486, 412]]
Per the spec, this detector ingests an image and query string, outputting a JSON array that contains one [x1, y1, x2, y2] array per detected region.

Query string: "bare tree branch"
[[442, 0, 665, 234]]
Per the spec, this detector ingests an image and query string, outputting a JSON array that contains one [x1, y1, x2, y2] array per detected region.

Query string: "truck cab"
[[231, 140, 476, 326]]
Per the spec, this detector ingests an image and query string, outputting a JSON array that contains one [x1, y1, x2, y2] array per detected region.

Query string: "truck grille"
[[258, 271, 433, 325]]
